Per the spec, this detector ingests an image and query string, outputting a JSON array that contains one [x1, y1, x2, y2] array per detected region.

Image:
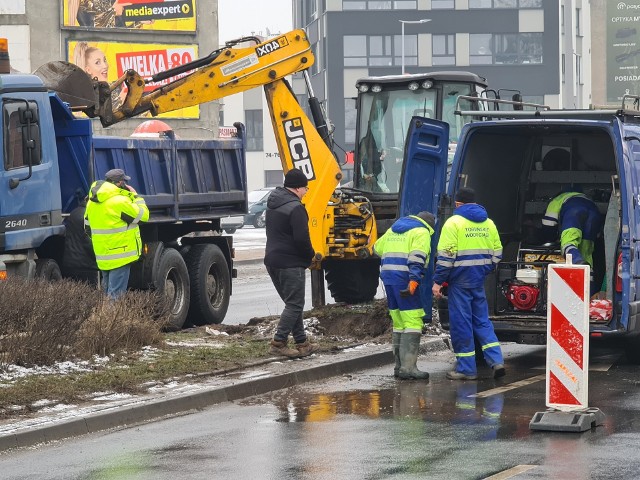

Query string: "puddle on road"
[[239, 382, 524, 439]]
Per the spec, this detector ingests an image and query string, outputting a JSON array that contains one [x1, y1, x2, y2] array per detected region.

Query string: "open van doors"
[[398, 116, 449, 319]]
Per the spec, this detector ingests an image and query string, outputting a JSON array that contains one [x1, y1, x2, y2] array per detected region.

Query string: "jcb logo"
[[256, 36, 289, 57], [284, 118, 315, 181]]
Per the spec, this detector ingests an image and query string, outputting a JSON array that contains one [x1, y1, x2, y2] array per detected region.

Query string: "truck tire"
[[184, 244, 230, 325], [324, 258, 379, 304], [224, 228, 237, 234], [154, 248, 190, 331], [35, 258, 62, 281]]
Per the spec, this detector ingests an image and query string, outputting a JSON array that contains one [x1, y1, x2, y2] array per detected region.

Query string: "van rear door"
[[620, 118, 640, 331], [398, 116, 449, 319]]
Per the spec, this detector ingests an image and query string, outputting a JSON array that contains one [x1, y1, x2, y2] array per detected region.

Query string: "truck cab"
[[400, 106, 640, 359]]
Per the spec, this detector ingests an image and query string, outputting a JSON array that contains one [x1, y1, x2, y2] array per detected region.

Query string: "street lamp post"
[[399, 18, 431, 75]]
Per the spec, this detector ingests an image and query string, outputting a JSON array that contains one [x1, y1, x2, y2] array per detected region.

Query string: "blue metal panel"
[[398, 116, 449, 319], [92, 132, 247, 223]]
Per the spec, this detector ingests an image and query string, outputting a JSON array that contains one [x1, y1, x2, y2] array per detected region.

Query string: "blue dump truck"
[[0, 73, 246, 329], [399, 99, 640, 361]]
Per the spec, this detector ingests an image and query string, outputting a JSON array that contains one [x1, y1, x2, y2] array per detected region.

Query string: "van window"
[[3, 100, 42, 171]]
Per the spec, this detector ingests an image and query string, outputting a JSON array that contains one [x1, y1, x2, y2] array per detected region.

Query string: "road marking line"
[[470, 375, 546, 398], [484, 465, 537, 479]]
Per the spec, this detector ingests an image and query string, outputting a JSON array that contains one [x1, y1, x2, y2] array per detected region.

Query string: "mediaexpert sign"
[[606, 0, 640, 103], [67, 40, 199, 119], [62, 0, 196, 32]]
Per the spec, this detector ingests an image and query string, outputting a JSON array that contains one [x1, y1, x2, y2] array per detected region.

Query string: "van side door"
[[398, 116, 449, 318]]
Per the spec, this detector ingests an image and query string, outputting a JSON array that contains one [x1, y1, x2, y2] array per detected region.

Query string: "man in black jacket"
[[265, 168, 318, 358]]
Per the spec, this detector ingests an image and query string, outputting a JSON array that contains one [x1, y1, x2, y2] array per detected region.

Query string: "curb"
[[0, 338, 448, 452]]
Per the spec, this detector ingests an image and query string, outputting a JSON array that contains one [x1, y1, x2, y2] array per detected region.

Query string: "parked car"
[[244, 188, 274, 228], [221, 215, 244, 234]]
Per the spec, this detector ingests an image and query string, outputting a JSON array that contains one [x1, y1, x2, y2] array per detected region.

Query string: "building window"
[[469, 0, 540, 7], [432, 34, 455, 66], [245, 110, 263, 151], [342, 0, 416, 9], [432, 0, 454, 8], [576, 8, 582, 37], [265, 170, 283, 188], [344, 34, 413, 67], [344, 97, 356, 145], [576, 54, 583, 85], [562, 53, 565, 83], [470, 33, 543, 65]]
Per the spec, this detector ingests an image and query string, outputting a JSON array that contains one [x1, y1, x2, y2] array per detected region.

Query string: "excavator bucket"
[[33, 61, 98, 110]]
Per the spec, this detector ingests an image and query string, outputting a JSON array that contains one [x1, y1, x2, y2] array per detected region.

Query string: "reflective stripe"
[[541, 217, 557, 226], [380, 264, 409, 272], [455, 351, 476, 357], [453, 259, 493, 267], [90, 225, 130, 235], [437, 259, 454, 267], [407, 254, 426, 264], [458, 248, 493, 256], [95, 250, 138, 261], [456, 402, 476, 410], [403, 328, 422, 334], [481, 342, 501, 350], [130, 207, 145, 226], [384, 252, 408, 259]]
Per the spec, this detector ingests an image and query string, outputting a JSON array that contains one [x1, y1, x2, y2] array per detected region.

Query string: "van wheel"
[[184, 244, 230, 325], [154, 248, 190, 331], [224, 228, 237, 234], [35, 259, 62, 281], [324, 258, 379, 304]]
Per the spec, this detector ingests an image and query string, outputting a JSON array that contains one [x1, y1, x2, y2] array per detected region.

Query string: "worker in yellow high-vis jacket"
[[374, 211, 435, 380], [432, 187, 505, 381], [84, 169, 149, 298]]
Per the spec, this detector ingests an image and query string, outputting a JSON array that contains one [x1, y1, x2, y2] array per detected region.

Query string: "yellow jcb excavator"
[[35, 29, 377, 305]]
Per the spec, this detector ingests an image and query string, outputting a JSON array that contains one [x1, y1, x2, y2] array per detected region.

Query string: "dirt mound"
[[219, 299, 444, 343]]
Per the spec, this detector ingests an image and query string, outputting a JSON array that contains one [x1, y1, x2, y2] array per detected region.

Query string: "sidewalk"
[[0, 338, 448, 452]]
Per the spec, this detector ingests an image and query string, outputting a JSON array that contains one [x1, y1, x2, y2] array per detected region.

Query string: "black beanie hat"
[[416, 211, 436, 229], [284, 168, 309, 188], [455, 187, 476, 204]]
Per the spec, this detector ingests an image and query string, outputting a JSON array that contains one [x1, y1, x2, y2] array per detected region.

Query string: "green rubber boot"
[[392, 332, 402, 378], [398, 333, 430, 380]]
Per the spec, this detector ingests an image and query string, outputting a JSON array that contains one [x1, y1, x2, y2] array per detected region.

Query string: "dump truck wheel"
[[35, 258, 62, 281], [185, 244, 230, 325], [324, 258, 379, 304], [154, 248, 190, 331]]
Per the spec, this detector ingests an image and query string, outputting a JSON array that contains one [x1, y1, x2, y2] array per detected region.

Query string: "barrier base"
[[529, 407, 605, 432]]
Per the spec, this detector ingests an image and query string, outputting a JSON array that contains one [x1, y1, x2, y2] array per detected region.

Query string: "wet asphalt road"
[[1, 341, 639, 479]]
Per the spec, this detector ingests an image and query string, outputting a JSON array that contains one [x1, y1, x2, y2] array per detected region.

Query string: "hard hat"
[[131, 120, 174, 137]]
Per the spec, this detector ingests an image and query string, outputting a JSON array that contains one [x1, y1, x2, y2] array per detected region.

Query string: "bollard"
[[529, 259, 605, 432]]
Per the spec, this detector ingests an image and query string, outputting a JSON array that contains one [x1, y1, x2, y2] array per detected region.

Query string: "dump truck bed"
[[51, 94, 247, 222]]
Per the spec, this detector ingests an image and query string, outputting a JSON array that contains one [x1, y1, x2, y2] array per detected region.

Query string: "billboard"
[[62, 0, 196, 32], [67, 40, 199, 119], [607, 0, 640, 103]]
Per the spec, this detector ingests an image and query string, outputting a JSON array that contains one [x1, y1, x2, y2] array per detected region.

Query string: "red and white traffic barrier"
[[546, 263, 590, 410], [530, 260, 605, 432]]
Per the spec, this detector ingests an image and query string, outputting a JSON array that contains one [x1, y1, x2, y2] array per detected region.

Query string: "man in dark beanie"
[[374, 210, 435, 380], [264, 168, 318, 358], [432, 187, 505, 380]]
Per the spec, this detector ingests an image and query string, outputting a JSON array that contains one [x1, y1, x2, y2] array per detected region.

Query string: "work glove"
[[400, 280, 419, 297]]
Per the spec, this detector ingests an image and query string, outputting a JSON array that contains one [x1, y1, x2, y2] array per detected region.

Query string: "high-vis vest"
[[84, 181, 149, 271], [542, 191, 587, 228], [434, 215, 502, 287], [374, 215, 434, 286]]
